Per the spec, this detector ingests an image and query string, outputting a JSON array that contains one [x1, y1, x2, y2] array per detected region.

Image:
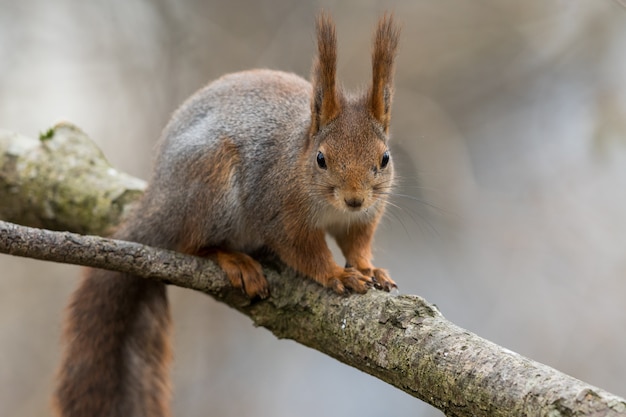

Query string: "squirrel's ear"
[[310, 12, 341, 135], [368, 13, 400, 134]]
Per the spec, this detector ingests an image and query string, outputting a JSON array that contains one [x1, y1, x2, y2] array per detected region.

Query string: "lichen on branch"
[[0, 123, 145, 235]]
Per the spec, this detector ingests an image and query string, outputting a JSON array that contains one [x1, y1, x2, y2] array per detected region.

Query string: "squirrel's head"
[[307, 13, 400, 218]]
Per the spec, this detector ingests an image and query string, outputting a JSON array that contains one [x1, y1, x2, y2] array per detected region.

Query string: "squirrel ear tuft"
[[310, 12, 341, 135], [368, 13, 400, 133]]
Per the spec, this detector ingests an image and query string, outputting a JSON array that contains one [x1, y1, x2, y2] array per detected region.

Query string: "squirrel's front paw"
[[352, 266, 397, 292], [370, 268, 397, 292], [328, 267, 374, 295], [214, 250, 270, 299]]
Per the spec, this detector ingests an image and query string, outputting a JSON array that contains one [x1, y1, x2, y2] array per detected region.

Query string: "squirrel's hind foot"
[[212, 250, 270, 299]]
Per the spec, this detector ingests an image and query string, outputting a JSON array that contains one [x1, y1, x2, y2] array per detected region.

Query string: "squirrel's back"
[[133, 69, 313, 254], [160, 69, 311, 163]]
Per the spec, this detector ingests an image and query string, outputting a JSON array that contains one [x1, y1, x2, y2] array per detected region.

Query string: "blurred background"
[[1, 0, 626, 416]]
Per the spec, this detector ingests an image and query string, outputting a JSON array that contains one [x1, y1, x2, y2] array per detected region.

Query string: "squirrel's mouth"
[[324, 187, 375, 214], [343, 197, 365, 211], [315, 196, 377, 229], [328, 188, 374, 213]]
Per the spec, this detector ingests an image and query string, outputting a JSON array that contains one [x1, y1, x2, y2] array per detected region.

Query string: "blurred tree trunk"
[[1, 125, 625, 417]]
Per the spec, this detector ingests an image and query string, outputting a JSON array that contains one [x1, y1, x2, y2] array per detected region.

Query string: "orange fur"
[[332, 215, 396, 291], [178, 137, 241, 255], [203, 248, 270, 299], [271, 217, 372, 294], [176, 139, 271, 299]]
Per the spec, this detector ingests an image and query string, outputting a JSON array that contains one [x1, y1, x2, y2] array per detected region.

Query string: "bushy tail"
[[53, 268, 172, 417]]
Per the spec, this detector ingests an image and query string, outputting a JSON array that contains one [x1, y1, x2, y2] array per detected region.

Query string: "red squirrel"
[[54, 13, 400, 417]]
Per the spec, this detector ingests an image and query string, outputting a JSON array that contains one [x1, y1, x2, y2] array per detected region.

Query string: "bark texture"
[[1, 126, 625, 417], [0, 123, 145, 234]]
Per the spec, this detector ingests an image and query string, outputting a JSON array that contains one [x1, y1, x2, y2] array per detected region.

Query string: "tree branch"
[[0, 123, 145, 235], [1, 125, 625, 417]]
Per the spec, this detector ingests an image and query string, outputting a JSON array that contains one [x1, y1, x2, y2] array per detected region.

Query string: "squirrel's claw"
[[371, 268, 396, 292], [328, 267, 373, 295]]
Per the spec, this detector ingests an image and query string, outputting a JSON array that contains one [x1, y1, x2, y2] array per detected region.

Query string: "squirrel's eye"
[[381, 151, 390, 168], [316, 151, 327, 169]]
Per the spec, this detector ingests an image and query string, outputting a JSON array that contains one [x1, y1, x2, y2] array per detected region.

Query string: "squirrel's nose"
[[344, 197, 364, 209]]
